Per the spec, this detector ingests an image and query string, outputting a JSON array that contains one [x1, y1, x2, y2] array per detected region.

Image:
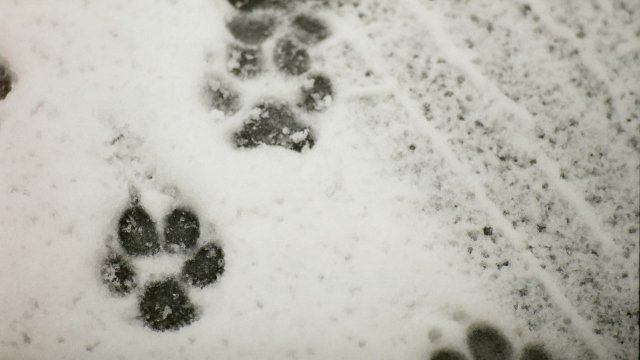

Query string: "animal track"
[[466, 323, 514, 360], [138, 278, 197, 331], [0, 61, 13, 100], [117, 205, 160, 256], [163, 208, 200, 253], [428, 322, 555, 360], [299, 74, 333, 112], [182, 242, 226, 288], [233, 100, 314, 152], [290, 14, 330, 45], [226, 13, 276, 45], [203, 76, 241, 116], [227, 0, 286, 12], [101, 253, 136, 296], [202, 1, 334, 152], [429, 349, 467, 360], [227, 43, 264, 78], [273, 37, 310, 76], [519, 344, 552, 360], [101, 200, 225, 331]]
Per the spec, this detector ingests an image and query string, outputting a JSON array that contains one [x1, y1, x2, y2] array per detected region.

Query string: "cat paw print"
[[0, 58, 15, 100], [203, 1, 334, 153], [101, 199, 225, 331], [428, 322, 554, 360]]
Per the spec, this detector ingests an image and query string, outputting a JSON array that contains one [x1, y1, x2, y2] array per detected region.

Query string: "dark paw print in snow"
[[519, 344, 552, 360], [164, 208, 200, 253], [233, 100, 314, 152], [101, 253, 136, 296], [228, 43, 263, 78], [427, 323, 556, 360], [274, 37, 310, 76], [182, 242, 226, 288], [299, 74, 333, 112], [117, 205, 160, 256], [228, 0, 265, 11], [466, 323, 513, 360], [102, 202, 225, 331], [227, 0, 287, 12], [0, 62, 13, 100], [430, 349, 468, 360], [204, 77, 241, 116], [139, 278, 197, 332], [219, 7, 331, 151], [227, 13, 276, 45], [291, 14, 330, 45]]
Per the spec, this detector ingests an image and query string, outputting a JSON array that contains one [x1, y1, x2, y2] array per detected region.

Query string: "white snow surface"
[[0, 0, 638, 359]]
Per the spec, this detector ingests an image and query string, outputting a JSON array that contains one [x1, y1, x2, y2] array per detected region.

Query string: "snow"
[[0, 0, 638, 359]]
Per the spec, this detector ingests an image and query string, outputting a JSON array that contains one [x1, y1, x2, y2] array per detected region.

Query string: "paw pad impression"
[[101, 201, 225, 331], [0, 59, 14, 100], [233, 100, 314, 152], [163, 208, 200, 253], [139, 278, 197, 332], [290, 13, 331, 45], [117, 205, 160, 256], [227, 43, 264, 79], [273, 37, 310, 76], [466, 324, 513, 360], [299, 74, 333, 112], [202, 2, 334, 152], [428, 322, 555, 360]]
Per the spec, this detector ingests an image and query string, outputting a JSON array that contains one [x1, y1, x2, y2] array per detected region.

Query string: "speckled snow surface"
[[0, 0, 637, 359]]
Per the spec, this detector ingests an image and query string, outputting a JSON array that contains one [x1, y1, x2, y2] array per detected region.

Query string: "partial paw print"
[[101, 197, 225, 331], [428, 322, 554, 360], [0, 57, 15, 100], [202, 1, 334, 153]]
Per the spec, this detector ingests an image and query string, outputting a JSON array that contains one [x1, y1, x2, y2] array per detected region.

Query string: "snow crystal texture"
[[0, 0, 637, 359]]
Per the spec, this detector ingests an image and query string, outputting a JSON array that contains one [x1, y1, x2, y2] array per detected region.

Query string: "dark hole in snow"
[[233, 100, 315, 152], [101, 253, 137, 295], [273, 38, 310, 76], [228, 43, 264, 79], [118, 205, 160, 256], [466, 323, 513, 360], [163, 208, 200, 253], [299, 74, 333, 112], [291, 14, 330, 44], [139, 278, 196, 331], [226, 14, 276, 45], [483, 227, 493, 236], [429, 348, 467, 360], [182, 242, 226, 288]]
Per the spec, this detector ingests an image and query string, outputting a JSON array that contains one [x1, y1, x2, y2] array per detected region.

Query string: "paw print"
[[0, 59, 14, 100], [428, 322, 554, 360], [203, 1, 334, 153], [233, 100, 315, 152], [101, 199, 225, 331]]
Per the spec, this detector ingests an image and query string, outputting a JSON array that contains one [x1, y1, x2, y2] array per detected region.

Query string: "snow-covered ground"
[[0, 0, 638, 359]]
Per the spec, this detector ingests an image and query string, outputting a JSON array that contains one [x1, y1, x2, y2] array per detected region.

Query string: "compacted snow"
[[0, 0, 638, 359]]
